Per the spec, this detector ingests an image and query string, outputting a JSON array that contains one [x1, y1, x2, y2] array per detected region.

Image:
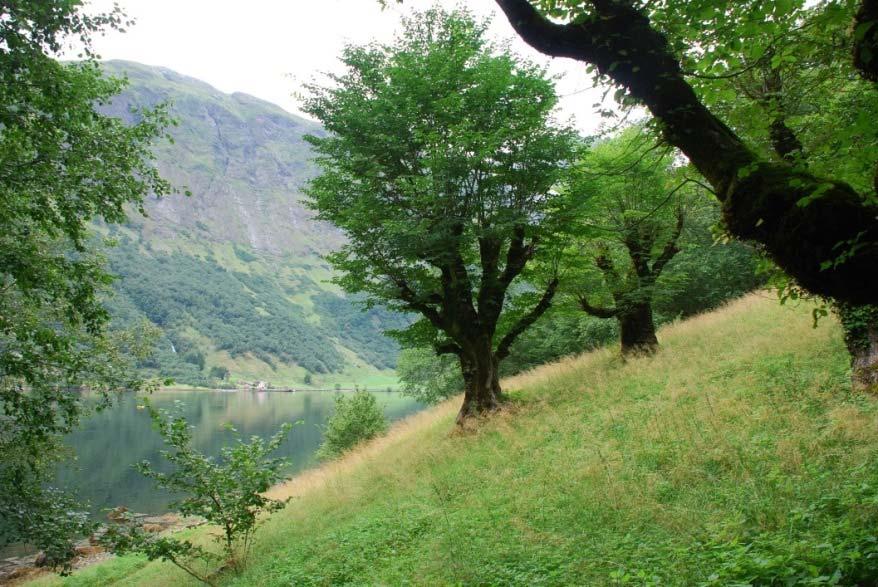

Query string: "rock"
[[142, 524, 164, 533], [107, 506, 129, 522], [74, 545, 105, 557]]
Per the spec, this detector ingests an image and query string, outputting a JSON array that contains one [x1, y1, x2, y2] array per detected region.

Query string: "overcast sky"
[[81, 0, 611, 133]]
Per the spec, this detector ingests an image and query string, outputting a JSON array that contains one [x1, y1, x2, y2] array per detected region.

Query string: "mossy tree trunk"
[[754, 69, 878, 392], [837, 304, 878, 391], [618, 302, 659, 356], [456, 339, 503, 424], [854, 0, 878, 82]]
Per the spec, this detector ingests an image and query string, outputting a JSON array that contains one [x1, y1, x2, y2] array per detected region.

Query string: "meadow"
[[35, 294, 878, 586]]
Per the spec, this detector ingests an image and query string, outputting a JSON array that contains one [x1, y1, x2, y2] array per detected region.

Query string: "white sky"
[[80, 0, 611, 133]]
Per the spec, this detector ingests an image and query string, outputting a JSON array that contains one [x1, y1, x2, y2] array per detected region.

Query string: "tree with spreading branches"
[[692, 3, 878, 390], [562, 129, 693, 355], [303, 8, 576, 423], [493, 0, 878, 306]]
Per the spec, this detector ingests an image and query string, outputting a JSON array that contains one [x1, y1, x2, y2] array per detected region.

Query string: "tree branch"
[[650, 209, 685, 278], [478, 225, 534, 331], [494, 0, 753, 194], [495, 278, 558, 361], [434, 341, 462, 356], [577, 295, 619, 319], [499, 225, 533, 288], [393, 277, 444, 330], [495, 0, 878, 306]]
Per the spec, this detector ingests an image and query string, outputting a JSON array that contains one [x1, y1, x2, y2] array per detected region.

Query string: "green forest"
[[104, 234, 404, 386], [2, 0, 878, 585]]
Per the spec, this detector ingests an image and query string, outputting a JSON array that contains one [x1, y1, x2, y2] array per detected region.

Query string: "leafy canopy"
[[559, 128, 692, 311], [303, 8, 576, 356], [0, 0, 174, 568]]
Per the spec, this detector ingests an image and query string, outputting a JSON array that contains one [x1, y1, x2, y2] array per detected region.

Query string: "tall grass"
[[37, 294, 878, 586]]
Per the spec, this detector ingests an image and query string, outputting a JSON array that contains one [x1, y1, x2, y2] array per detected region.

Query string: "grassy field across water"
[[34, 294, 878, 586]]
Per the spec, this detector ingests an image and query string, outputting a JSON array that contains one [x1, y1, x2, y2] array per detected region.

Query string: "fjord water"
[[58, 390, 423, 518]]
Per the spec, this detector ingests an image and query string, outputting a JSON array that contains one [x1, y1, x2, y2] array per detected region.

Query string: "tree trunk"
[[838, 304, 878, 392], [851, 333, 878, 392], [456, 341, 502, 425], [618, 303, 659, 356]]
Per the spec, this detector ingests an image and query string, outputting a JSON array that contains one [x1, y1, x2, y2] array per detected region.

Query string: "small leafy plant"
[[104, 400, 294, 584], [317, 391, 387, 460]]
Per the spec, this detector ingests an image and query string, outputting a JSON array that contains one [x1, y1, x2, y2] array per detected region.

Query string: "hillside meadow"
[[33, 293, 878, 586]]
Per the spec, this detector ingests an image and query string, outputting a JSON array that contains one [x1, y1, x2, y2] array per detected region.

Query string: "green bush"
[[318, 391, 388, 460], [697, 466, 878, 586], [103, 400, 294, 583]]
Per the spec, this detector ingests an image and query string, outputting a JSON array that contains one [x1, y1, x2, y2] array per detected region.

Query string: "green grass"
[[35, 294, 878, 585]]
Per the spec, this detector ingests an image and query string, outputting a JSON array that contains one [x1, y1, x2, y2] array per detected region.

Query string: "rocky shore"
[[0, 510, 204, 585]]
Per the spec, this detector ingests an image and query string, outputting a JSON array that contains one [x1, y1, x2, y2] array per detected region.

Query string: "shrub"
[[317, 391, 387, 460], [103, 400, 294, 583], [697, 466, 878, 585]]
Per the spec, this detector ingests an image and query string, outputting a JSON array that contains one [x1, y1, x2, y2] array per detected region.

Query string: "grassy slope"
[[38, 294, 878, 585]]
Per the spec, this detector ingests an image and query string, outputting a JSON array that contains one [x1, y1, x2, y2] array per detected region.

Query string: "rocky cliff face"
[[98, 61, 401, 387], [102, 60, 342, 256]]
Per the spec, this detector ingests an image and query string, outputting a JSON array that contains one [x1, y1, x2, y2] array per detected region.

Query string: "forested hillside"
[[97, 61, 404, 387]]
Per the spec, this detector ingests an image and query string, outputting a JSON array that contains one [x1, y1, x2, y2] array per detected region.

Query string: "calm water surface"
[[57, 389, 423, 517]]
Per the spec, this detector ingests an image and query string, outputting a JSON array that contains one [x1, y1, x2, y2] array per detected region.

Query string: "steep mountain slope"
[[98, 61, 402, 388], [36, 295, 878, 586]]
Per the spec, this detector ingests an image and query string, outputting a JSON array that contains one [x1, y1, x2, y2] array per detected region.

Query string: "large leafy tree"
[[494, 0, 878, 306], [687, 3, 878, 390], [0, 1, 173, 568], [304, 8, 576, 423]]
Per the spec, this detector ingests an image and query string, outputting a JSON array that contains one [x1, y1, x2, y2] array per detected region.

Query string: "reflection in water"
[[57, 390, 423, 517]]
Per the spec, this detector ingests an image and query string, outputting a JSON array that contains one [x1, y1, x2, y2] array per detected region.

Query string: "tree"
[[494, 0, 878, 306], [564, 130, 691, 355], [209, 365, 230, 381], [304, 8, 576, 423], [317, 391, 388, 459], [854, 0, 878, 82], [688, 4, 878, 390], [0, 1, 173, 568]]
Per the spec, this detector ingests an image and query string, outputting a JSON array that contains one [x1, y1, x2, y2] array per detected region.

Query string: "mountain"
[[98, 61, 402, 388]]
